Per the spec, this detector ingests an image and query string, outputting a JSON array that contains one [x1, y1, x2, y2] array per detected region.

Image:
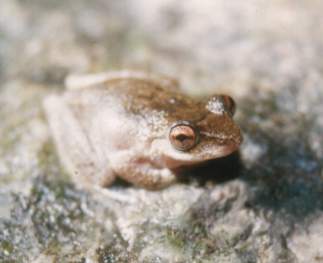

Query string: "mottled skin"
[[44, 71, 242, 190]]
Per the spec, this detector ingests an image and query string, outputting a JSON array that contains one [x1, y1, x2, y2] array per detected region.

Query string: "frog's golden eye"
[[169, 122, 199, 151]]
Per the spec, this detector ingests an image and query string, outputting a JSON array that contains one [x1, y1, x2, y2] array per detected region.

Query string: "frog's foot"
[[65, 70, 180, 91], [134, 168, 177, 190], [111, 156, 177, 190]]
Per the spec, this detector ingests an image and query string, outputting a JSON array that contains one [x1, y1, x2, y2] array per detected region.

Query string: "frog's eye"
[[169, 122, 199, 151], [206, 95, 236, 117]]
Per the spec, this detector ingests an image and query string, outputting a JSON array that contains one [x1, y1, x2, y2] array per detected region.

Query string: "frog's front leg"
[[43, 95, 116, 189], [111, 153, 177, 190]]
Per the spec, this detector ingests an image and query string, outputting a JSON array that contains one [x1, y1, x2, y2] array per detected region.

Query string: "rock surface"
[[1, 0, 323, 262]]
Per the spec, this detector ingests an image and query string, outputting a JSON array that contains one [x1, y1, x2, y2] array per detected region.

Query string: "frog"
[[43, 71, 242, 190]]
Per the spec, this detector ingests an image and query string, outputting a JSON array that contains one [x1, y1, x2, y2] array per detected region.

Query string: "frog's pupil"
[[176, 134, 189, 142]]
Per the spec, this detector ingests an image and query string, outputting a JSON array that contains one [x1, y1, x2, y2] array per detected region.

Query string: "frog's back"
[[63, 75, 206, 127], [99, 78, 206, 123]]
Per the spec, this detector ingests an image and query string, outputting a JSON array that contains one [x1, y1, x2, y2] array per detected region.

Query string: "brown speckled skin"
[[44, 73, 242, 189], [94, 78, 241, 151]]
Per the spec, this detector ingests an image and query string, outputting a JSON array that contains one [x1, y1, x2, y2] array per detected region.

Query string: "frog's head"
[[158, 95, 243, 169]]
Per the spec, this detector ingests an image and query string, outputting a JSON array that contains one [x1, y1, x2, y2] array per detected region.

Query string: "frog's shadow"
[[177, 152, 242, 186], [111, 152, 242, 188]]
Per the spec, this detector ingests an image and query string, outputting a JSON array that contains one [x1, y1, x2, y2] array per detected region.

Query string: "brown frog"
[[43, 71, 242, 190]]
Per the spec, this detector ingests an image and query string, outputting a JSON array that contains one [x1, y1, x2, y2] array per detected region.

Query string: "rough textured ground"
[[1, 0, 323, 262]]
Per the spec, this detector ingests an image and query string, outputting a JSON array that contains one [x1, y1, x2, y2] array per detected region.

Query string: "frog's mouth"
[[163, 142, 240, 169]]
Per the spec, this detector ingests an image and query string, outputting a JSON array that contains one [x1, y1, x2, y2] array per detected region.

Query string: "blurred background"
[[1, 0, 323, 262]]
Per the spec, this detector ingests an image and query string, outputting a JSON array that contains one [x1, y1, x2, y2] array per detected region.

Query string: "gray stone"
[[0, 0, 322, 262]]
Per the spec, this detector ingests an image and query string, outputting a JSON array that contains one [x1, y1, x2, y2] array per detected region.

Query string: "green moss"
[[96, 243, 137, 263], [37, 140, 67, 178], [162, 219, 219, 260], [165, 226, 186, 249], [1, 240, 14, 254]]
